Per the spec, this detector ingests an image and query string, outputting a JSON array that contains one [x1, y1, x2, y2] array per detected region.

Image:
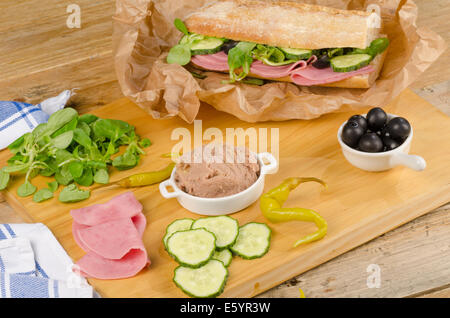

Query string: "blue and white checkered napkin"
[[0, 90, 74, 150], [0, 223, 93, 298]]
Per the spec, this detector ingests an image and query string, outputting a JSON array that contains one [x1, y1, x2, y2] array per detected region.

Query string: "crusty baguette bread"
[[185, 0, 381, 50], [190, 50, 387, 89]]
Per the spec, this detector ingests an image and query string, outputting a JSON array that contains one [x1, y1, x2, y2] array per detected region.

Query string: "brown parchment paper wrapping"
[[112, 0, 446, 123]]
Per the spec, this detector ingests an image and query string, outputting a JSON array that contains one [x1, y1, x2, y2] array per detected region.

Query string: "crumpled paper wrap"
[[112, 0, 446, 123]]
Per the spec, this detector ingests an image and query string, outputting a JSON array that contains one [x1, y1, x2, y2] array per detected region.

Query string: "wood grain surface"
[[0, 0, 448, 109], [0, 0, 448, 298], [260, 204, 450, 298]]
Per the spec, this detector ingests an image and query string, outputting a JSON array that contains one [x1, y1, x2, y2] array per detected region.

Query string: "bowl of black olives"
[[337, 107, 426, 172]]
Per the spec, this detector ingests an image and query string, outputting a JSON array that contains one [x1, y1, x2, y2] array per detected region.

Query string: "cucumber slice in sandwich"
[[173, 259, 228, 298], [280, 48, 312, 60], [212, 249, 233, 267], [230, 222, 271, 260], [190, 37, 225, 55], [163, 218, 194, 248], [166, 228, 216, 268], [330, 53, 372, 72], [192, 216, 239, 250]]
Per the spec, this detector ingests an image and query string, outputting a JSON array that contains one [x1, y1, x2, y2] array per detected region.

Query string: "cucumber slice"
[[259, 58, 297, 66], [173, 259, 228, 298], [192, 216, 239, 250], [212, 249, 233, 267], [166, 228, 216, 268], [230, 222, 271, 260], [163, 218, 194, 248], [280, 47, 312, 60], [191, 37, 224, 55], [330, 53, 372, 72]]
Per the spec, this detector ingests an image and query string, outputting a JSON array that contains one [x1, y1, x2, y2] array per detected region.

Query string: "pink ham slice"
[[131, 213, 147, 237], [72, 213, 146, 253], [72, 222, 90, 252], [71, 192, 150, 279], [73, 216, 150, 279], [249, 60, 308, 78], [191, 51, 229, 71], [191, 51, 309, 77], [191, 51, 374, 85], [77, 218, 144, 260], [76, 249, 148, 280], [290, 65, 374, 86], [70, 191, 142, 226]]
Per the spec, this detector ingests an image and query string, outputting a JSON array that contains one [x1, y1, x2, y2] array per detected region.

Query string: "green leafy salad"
[[0, 108, 151, 203], [167, 19, 389, 83]]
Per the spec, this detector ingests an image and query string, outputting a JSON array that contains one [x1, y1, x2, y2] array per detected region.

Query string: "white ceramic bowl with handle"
[[159, 152, 278, 215], [337, 113, 426, 172]]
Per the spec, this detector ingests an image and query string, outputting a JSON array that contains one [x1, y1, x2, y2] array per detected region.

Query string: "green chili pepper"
[[260, 177, 328, 247], [160, 152, 181, 159]]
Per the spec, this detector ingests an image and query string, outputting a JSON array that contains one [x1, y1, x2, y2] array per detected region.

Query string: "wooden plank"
[[416, 286, 450, 298], [0, 89, 449, 297], [0, 1, 112, 77], [3, 184, 446, 298], [0, 0, 116, 107], [0, 0, 447, 109], [259, 203, 450, 298], [0, 202, 23, 224], [3, 54, 123, 111], [413, 81, 450, 116]]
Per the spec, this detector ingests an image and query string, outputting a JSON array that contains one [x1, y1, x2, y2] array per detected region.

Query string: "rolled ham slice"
[[76, 249, 148, 280], [70, 191, 142, 226]]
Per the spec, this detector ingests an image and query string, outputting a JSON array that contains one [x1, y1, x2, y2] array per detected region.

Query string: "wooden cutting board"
[[1, 89, 449, 298]]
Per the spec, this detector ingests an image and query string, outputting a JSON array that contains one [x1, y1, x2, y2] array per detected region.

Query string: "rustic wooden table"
[[0, 0, 448, 298]]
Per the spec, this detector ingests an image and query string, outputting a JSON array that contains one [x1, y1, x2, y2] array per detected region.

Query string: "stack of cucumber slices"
[[163, 216, 271, 298]]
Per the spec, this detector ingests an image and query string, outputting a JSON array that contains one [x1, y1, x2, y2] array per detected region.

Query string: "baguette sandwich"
[[167, 0, 389, 88]]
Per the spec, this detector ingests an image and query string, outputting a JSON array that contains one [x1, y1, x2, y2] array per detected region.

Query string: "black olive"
[[342, 121, 365, 148], [386, 117, 411, 142], [358, 132, 384, 152], [348, 115, 368, 131], [222, 41, 239, 54], [382, 136, 401, 151], [366, 107, 387, 131], [312, 54, 330, 69], [380, 125, 390, 138]]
